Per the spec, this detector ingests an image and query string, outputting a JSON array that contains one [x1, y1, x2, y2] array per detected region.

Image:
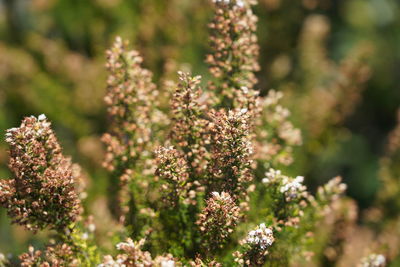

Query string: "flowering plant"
[[0, 0, 397, 266]]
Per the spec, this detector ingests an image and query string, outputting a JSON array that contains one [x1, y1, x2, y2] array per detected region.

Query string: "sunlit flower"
[[246, 223, 274, 250]]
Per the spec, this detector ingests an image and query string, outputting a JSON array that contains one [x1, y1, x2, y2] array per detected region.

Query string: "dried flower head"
[[207, 0, 259, 110], [196, 192, 241, 250], [155, 146, 190, 205], [207, 109, 254, 200], [171, 72, 209, 177], [103, 37, 158, 159], [19, 243, 78, 267], [19, 246, 43, 267], [0, 115, 81, 231], [102, 36, 164, 222]]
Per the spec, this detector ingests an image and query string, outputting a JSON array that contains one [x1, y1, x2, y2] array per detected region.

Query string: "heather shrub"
[[0, 0, 399, 266], [0, 115, 82, 232]]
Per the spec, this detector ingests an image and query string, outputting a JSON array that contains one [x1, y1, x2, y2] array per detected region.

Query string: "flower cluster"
[[207, 109, 254, 201], [102, 36, 165, 222], [102, 37, 157, 169], [234, 223, 274, 266], [359, 254, 386, 267], [19, 243, 77, 267], [262, 168, 308, 203], [155, 146, 192, 205], [155, 72, 208, 206], [190, 257, 222, 267], [100, 238, 179, 267], [169, 72, 209, 192], [279, 175, 306, 201], [0, 1, 386, 266], [261, 168, 282, 184], [0, 115, 81, 231], [171, 72, 207, 161], [255, 90, 302, 166], [157, 72, 255, 206], [152, 68, 257, 255], [19, 246, 44, 267], [316, 176, 347, 206], [321, 198, 358, 264], [313, 177, 352, 259], [260, 168, 311, 229], [99, 239, 152, 266], [196, 192, 241, 250], [207, 0, 259, 110], [213, 0, 245, 6], [245, 223, 274, 250]]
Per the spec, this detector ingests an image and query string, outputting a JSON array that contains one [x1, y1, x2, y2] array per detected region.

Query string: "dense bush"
[[0, 0, 399, 266]]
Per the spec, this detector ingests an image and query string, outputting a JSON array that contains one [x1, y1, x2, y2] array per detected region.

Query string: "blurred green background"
[[0, 0, 399, 256]]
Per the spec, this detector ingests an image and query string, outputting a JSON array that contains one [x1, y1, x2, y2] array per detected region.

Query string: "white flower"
[[264, 168, 281, 181], [279, 176, 305, 200], [262, 178, 270, 184], [280, 176, 304, 193], [246, 223, 274, 250], [240, 108, 248, 114], [97, 255, 125, 267], [212, 192, 221, 198], [88, 223, 96, 232], [116, 239, 135, 250], [211, 191, 232, 202], [236, 0, 245, 7], [361, 254, 386, 267], [241, 86, 249, 94], [5, 128, 18, 144], [81, 232, 89, 240], [374, 255, 386, 266], [213, 0, 231, 3], [161, 260, 175, 267], [38, 114, 47, 121]]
